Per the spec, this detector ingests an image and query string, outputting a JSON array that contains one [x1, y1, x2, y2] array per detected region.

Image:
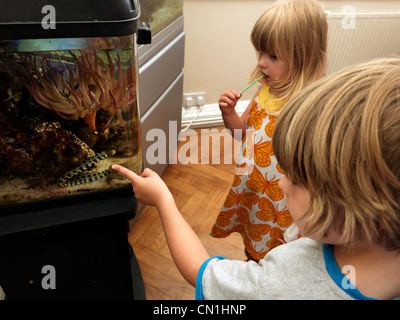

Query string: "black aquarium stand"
[[0, 189, 145, 300]]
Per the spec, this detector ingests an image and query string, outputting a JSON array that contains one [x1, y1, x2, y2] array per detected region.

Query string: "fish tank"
[[0, 0, 148, 210], [141, 0, 183, 36]]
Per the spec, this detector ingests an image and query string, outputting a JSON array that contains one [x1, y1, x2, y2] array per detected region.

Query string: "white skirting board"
[[181, 100, 250, 130]]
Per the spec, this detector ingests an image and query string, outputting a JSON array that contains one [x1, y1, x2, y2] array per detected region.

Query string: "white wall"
[[183, 0, 400, 106]]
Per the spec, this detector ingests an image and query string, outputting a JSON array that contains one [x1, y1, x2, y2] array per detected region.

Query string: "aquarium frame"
[[0, 35, 135, 53]]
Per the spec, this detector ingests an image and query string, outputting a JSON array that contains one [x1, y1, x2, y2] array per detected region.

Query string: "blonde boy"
[[113, 58, 400, 299]]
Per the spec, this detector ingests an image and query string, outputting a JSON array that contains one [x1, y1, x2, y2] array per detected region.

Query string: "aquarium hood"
[[0, 0, 141, 40]]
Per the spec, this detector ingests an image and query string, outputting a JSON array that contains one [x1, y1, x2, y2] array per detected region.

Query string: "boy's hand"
[[219, 90, 241, 115], [112, 165, 173, 207]]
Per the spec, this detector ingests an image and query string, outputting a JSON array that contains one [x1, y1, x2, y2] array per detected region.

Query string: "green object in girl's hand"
[[239, 74, 266, 95]]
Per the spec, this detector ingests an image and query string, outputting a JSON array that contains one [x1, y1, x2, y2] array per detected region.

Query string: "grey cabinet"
[[135, 15, 184, 216]]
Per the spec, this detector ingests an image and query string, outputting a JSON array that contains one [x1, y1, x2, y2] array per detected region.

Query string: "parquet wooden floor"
[[128, 127, 247, 300]]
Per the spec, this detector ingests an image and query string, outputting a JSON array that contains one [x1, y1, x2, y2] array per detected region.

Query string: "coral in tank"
[[13, 49, 136, 131]]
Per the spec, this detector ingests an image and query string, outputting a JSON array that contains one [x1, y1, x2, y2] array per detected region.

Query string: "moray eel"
[[59, 150, 115, 187], [60, 169, 111, 187]]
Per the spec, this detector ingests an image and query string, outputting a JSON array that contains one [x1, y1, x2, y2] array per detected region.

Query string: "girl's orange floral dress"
[[210, 86, 292, 260]]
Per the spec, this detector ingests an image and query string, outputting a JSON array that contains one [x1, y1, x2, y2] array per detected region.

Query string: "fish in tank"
[[0, 36, 143, 207]]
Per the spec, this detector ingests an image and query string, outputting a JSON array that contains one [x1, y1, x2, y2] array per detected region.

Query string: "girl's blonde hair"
[[272, 58, 400, 252], [250, 0, 327, 114]]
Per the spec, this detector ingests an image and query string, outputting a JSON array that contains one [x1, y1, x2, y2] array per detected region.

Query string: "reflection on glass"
[[141, 0, 183, 35]]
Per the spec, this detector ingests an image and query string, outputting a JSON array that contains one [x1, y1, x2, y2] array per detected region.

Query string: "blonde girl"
[[210, 0, 328, 261]]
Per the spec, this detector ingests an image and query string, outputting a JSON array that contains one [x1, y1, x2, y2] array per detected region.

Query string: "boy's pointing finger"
[[112, 164, 139, 183]]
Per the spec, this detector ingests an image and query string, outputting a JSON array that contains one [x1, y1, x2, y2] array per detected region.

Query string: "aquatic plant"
[[18, 49, 136, 130]]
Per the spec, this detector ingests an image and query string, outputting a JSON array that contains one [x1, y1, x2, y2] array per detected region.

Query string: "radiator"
[[326, 9, 400, 74]]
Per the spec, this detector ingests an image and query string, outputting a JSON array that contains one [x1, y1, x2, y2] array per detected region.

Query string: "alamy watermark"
[[341, 5, 356, 30], [41, 5, 56, 30], [145, 121, 253, 169], [35, 2, 361, 296], [37, 2, 357, 171], [35, 263, 357, 293], [34, 265, 56, 290], [341, 265, 356, 290], [40, 3, 357, 34]]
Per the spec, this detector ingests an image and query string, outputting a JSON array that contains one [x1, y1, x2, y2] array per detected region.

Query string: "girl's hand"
[[111, 165, 173, 207], [219, 90, 241, 115]]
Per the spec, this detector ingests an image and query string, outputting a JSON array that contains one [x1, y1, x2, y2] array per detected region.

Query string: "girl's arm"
[[219, 90, 246, 135], [112, 165, 210, 287]]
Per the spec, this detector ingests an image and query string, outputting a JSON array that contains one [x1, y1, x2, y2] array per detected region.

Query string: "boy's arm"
[[156, 196, 211, 286], [112, 165, 210, 287]]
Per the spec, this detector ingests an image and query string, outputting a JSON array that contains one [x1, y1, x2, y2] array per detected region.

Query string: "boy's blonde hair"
[[272, 58, 400, 251], [250, 0, 327, 114]]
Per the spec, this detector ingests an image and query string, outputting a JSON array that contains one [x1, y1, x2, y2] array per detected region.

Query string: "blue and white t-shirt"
[[196, 237, 397, 300]]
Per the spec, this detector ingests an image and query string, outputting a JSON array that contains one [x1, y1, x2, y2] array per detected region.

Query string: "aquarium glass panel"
[[141, 0, 183, 36], [0, 35, 142, 206]]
